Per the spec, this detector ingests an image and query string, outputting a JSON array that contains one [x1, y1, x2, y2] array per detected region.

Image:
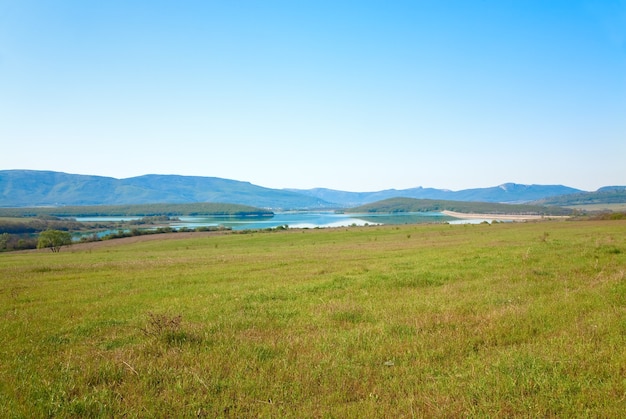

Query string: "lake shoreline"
[[441, 210, 569, 221]]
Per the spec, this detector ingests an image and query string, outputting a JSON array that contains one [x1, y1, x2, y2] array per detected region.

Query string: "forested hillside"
[[346, 198, 573, 216], [531, 187, 626, 207], [0, 170, 332, 209]]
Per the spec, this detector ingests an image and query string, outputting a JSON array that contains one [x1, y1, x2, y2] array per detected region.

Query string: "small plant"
[[141, 312, 182, 342], [140, 312, 203, 347]]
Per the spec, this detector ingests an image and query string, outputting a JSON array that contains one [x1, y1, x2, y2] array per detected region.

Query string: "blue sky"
[[1, 0, 625, 192]]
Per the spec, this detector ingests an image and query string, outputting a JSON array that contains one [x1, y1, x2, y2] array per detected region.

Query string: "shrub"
[[140, 312, 201, 347]]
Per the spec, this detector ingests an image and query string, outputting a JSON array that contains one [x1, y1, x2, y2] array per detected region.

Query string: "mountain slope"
[[0, 170, 332, 209], [0, 171, 118, 206]]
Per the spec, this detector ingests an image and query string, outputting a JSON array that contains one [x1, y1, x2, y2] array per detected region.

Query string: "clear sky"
[[1, 0, 625, 192]]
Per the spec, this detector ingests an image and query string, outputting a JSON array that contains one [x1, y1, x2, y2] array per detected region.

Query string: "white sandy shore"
[[441, 210, 568, 221]]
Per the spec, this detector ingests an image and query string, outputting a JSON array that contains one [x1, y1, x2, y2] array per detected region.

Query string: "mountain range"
[[0, 170, 618, 209]]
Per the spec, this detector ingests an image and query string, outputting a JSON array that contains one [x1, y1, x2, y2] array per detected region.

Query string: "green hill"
[[346, 197, 573, 216], [531, 188, 626, 207]]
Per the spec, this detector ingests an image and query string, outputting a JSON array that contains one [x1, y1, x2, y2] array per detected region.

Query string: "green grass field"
[[2, 220, 626, 417]]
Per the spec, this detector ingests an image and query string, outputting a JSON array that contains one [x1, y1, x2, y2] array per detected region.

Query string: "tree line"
[[0, 202, 274, 218]]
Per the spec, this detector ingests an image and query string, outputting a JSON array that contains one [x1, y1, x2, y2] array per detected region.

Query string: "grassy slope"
[[1, 221, 625, 417]]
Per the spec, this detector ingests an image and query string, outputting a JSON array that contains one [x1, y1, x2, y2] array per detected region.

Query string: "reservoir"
[[171, 211, 456, 230], [76, 211, 464, 231]]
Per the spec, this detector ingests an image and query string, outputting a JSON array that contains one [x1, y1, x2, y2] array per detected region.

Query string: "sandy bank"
[[441, 210, 568, 221]]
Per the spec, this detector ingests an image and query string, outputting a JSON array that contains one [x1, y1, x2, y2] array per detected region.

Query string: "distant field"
[[567, 203, 626, 212], [1, 220, 626, 417]]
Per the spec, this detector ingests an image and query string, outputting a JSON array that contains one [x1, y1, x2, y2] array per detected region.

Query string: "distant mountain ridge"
[[0, 170, 331, 209], [287, 183, 583, 207], [0, 170, 606, 209]]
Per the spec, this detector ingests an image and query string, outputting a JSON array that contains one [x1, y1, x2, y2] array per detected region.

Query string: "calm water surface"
[[76, 211, 487, 231], [171, 211, 456, 230]]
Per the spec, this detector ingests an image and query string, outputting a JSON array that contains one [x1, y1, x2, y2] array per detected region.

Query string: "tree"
[[0, 233, 9, 250], [37, 230, 72, 252]]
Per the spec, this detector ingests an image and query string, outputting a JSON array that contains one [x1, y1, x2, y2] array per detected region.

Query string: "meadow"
[[1, 220, 625, 417]]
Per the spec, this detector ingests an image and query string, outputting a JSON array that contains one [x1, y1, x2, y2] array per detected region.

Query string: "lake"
[[172, 211, 457, 230], [76, 211, 488, 231]]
